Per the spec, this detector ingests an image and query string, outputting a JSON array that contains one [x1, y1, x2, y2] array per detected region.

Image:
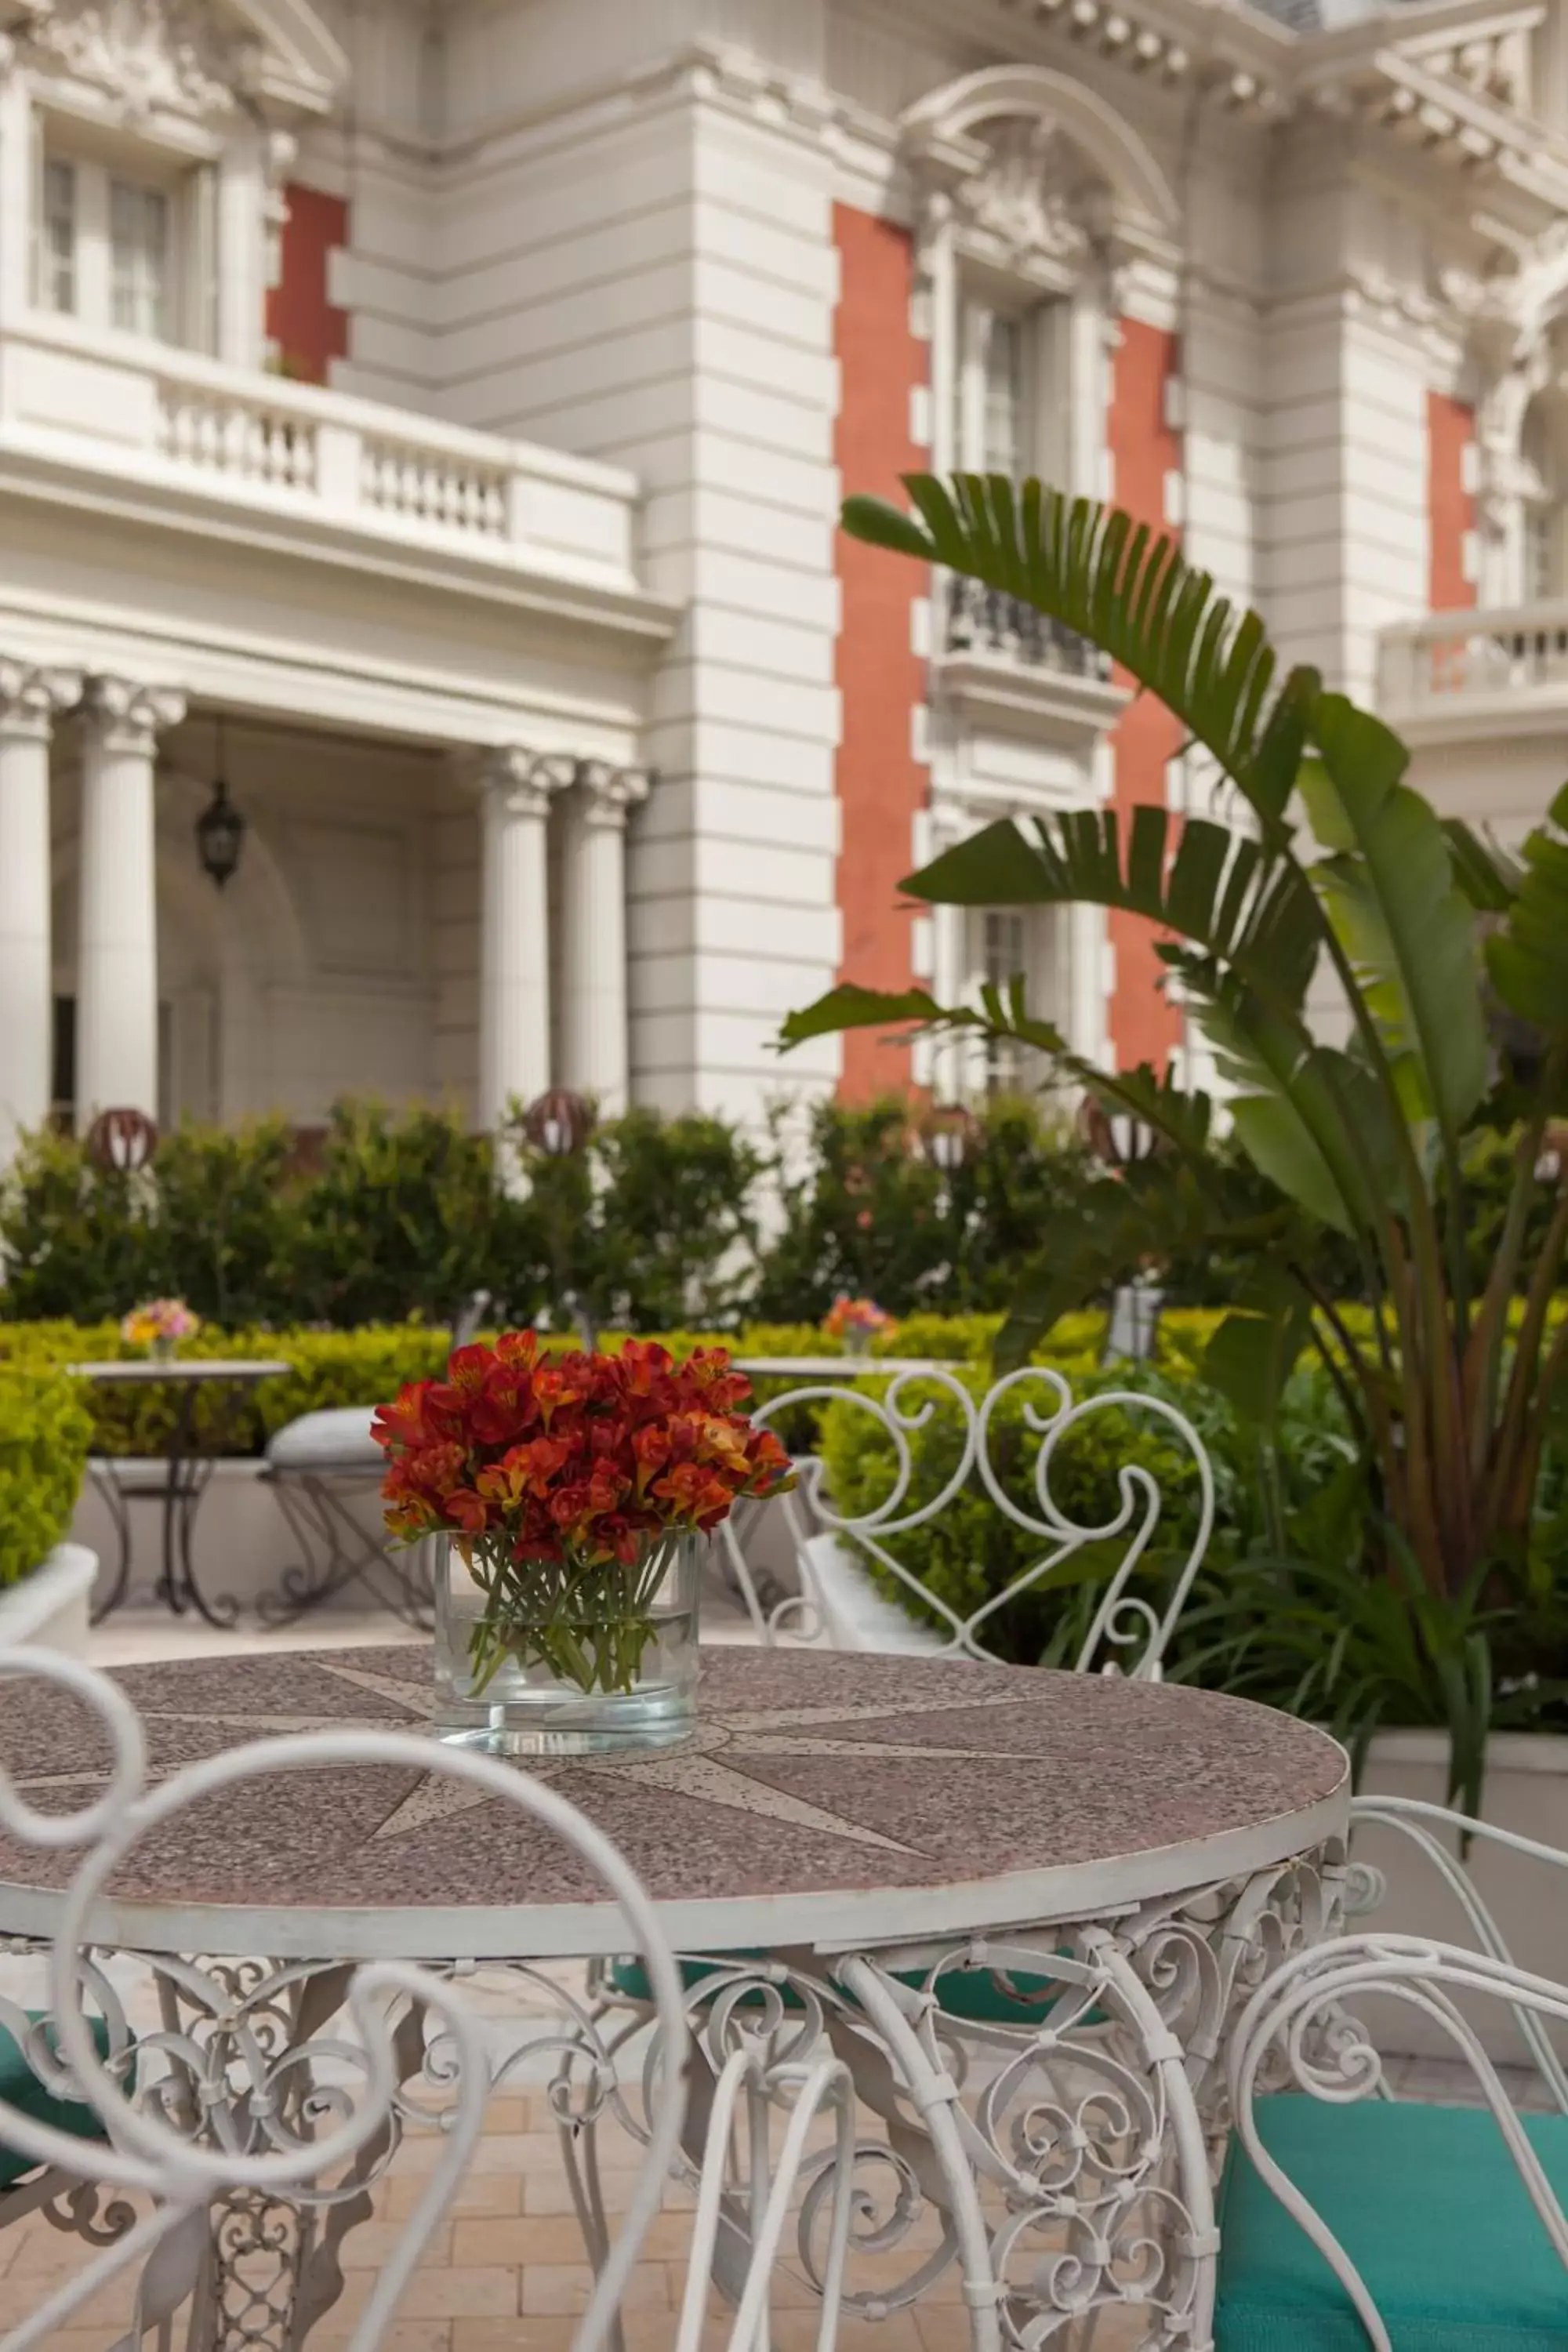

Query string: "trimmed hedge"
[[0, 1365, 93, 1591], [0, 1092, 1423, 1335], [0, 1308, 1236, 1461]]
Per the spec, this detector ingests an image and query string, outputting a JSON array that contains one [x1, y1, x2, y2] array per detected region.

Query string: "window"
[[41, 159, 77, 314], [110, 177, 171, 339], [953, 299, 1033, 477], [979, 909, 1029, 1096], [1520, 398, 1566, 603], [981, 314, 1025, 478], [34, 141, 186, 347]]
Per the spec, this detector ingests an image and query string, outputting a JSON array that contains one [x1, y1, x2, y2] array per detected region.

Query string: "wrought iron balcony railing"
[[943, 574, 1111, 680]]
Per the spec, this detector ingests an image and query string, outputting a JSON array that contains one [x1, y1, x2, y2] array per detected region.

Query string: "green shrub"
[[0, 1365, 93, 1589], [279, 1102, 512, 1329], [0, 1134, 164, 1323], [752, 1094, 1097, 1321]]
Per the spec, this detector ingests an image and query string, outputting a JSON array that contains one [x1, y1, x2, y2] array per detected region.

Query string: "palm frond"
[[841, 478, 1319, 826], [901, 807, 1324, 1019], [1487, 782, 1568, 1037]]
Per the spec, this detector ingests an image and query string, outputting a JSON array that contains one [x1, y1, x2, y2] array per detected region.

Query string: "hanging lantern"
[[194, 718, 246, 888]]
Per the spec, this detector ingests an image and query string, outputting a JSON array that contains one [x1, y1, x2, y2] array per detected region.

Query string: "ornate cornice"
[[20, 0, 259, 121]]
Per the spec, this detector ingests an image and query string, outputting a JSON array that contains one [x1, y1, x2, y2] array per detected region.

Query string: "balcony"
[[943, 574, 1111, 678], [1376, 603, 1568, 837], [1377, 603, 1568, 735], [934, 572, 1125, 757], [0, 314, 659, 634]]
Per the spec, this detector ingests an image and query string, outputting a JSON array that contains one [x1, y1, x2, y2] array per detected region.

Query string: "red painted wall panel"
[[1106, 317, 1185, 1071], [832, 202, 928, 1101], [1428, 391, 1476, 613], [266, 183, 350, 386]]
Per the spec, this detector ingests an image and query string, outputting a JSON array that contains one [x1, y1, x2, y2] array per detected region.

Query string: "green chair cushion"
[[606, 1954, 1067, 2025], [0, 2012, 114, 2190], [1217, 2094, 1568, 2352]]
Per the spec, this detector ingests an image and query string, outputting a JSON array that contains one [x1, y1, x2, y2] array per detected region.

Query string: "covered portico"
[[0, 353, 676, 1153]]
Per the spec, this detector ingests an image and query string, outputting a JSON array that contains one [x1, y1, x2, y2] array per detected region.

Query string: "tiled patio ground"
[[3, 2076, 1156, 2352]]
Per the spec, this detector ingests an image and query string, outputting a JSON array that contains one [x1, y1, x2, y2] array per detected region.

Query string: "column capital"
[[470, 745, 575, 822], [0, 661, 81, 743], [576, 760, 652, 831], [82, 677, 187, 758]]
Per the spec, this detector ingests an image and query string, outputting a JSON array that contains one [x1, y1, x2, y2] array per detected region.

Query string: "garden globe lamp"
[[521, 1088, 597, 1157], [1078, 1097, 1160, 1170], [919, 1103, 979, 1174]]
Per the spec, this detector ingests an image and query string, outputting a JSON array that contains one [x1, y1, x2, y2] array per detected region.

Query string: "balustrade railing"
[[157, 385, 319, 491], [1379, 602, 1568, 713], [0, 316, 637, 590], [942, 572, 1110, 679], [361, 435, 510, 538]]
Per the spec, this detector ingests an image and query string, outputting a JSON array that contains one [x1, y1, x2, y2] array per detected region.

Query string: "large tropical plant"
[[781, 479, 1568, 1712]]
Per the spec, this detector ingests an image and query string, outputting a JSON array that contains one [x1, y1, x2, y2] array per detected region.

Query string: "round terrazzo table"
[[0, 1645, 1350, 2352]]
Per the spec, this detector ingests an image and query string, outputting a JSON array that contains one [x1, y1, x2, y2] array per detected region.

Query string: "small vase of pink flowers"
[[121, 1299, 201, 1364], [823, 1294, 895, 1361]]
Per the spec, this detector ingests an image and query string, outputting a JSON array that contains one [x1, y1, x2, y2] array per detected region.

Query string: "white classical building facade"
[[0, 0, 1566, 1149]]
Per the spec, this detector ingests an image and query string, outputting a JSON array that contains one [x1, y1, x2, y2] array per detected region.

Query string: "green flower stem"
[[458, 1534, 685, 1698]]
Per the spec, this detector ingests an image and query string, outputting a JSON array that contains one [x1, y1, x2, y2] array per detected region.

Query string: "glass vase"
[[424, 1530, 702, 1755]]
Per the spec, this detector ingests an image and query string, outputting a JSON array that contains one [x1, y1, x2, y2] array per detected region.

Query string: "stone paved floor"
[[1, 1610, 1555, 2349]]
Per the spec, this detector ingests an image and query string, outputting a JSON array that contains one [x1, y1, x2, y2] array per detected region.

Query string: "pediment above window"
[[951, 116, 1103, 275], [902, 64, 1179, 284], [18, 0, 347, 125]]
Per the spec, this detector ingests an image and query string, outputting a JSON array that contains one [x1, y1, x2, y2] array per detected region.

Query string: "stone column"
[[76, 679, 186, 1131], [560, 760, 649, 1115], [0, 663, 79, 1155], [476, 748, 570, 1133]]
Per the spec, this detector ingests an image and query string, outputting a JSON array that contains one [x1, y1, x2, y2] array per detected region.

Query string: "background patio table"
[[0, 1646, 1348, 2352], [67, 1357, 292, 1628]]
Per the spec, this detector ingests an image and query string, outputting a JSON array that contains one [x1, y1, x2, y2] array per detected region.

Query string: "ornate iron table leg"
[[158, 1387, 241, 1630], [85, 1458, 135, 1625]]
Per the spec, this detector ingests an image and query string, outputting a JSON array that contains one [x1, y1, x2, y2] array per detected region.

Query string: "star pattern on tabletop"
[[5, 1664, 1048, 1870], [4, 1659, 437, 1812], [365, 1687, 1048, 1859]]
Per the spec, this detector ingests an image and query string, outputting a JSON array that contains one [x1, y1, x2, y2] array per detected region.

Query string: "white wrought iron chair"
[[1214, 1795, 1568, 2348], [720, 1363, 1215, 1679], [0, 1644, 857, 2352]]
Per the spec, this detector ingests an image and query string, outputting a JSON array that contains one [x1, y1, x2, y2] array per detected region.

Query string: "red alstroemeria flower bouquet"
[[375, 1333, 791, 1748]]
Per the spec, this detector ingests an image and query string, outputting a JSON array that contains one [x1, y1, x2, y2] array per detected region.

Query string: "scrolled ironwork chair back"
[[724, 1365, 1214, 1678]]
